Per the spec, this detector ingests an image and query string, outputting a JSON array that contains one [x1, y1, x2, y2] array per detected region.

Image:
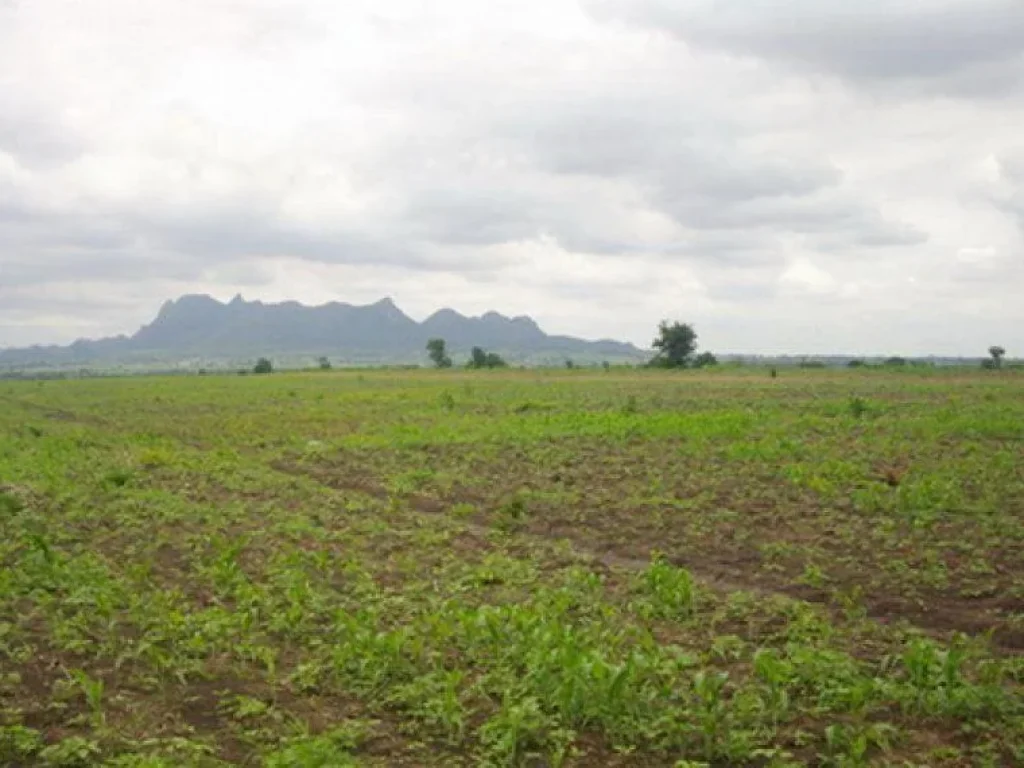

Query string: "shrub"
[[848, 396, 868, 419], [467, 347, 508, 369], [693, 351, 718, 368]]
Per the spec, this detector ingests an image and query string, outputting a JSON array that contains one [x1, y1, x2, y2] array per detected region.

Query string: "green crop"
[[0, 367, 1020, 765]]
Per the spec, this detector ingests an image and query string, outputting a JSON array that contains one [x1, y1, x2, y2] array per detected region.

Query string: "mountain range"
[[0, 295, 646, 368]]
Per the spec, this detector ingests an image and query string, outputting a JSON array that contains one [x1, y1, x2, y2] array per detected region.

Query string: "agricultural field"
[[1, 368, 1022, 766]]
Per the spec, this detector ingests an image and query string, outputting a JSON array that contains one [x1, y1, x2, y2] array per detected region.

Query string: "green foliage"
[[253, 357, 274, 374], [0, 368, 1020, 766], [634, 555, 697, 620], [693, 351, 718, 368], [822, 722, 897, 767], [438, 390, 455, 410], [38, 736, 101, 766], [426, 338, 453, 369], [987, 346, 1005, 369], [847, 396, 868, 419], [478, 695, 550, 764], [1, 725, 43, 763], [649, 320, 698, 368], [0, 489, 24, 515], [263, 724, 365, 767], [495, 494, 529, 532], [467, 346, 507, 369], [317, 356, 332, 371]]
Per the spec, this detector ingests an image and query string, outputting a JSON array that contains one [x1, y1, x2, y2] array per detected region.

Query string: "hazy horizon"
[[1, 292, 1014, 360], [2, 1, 1023, 357]]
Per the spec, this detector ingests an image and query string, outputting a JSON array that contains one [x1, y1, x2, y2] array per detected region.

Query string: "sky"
[[1, 0, 1023, 356]]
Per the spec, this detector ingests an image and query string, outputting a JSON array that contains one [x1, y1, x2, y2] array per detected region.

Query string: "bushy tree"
[[318, 356, 332, 370], [649, 321, 698, 368], [987, 346, 1005, 369], [426, 338, 452, 368], [467, 346, 507, 369], [693, 351, 718, 368], [253, 358, 273, 374], [469, 346, 488, 369]]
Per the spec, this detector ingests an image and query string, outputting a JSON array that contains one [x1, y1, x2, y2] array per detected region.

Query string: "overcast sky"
[[2, 0, 1023, 355]]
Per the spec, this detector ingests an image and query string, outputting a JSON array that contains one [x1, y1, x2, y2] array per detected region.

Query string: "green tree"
[[253, 358, 273, 375], [467, 347, 507, 369], [649, 321, 698, 368], [484, 352, 507, 368], [693, 351, 718, 368], [988, 346, 1005, 369], [426, 338, 452, 368], [318, 356, 331, 370], [469, 346, 488, 369]]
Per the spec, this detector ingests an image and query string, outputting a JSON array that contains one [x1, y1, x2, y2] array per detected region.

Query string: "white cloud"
[[1, 0, 1022, 355]]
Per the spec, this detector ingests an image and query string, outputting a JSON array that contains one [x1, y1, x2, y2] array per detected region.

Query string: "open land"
[[1, 368, 1022, 766]]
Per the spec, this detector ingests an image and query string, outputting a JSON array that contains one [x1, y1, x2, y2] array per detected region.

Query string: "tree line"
[[247, 324, 1006, 374], [425, 321, 718, 370], [426, 339, 508, 369]]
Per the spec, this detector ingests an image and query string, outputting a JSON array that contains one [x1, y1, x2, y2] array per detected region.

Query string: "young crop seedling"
[[0, 367, 1020, 765]]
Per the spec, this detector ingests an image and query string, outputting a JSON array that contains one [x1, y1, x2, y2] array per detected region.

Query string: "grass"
[[0, 367, 1022, 766]]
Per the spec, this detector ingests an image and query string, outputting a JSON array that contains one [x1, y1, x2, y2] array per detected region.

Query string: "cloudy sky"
[[2, 0, 1023, 355]]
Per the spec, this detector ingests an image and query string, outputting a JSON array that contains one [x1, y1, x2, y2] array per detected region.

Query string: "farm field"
[[1, 368, 1022, 766]]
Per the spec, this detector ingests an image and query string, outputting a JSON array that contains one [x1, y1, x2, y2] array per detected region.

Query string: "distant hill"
[[0, 295, 646, 368]]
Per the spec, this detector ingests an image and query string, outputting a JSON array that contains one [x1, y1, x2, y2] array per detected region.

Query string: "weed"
[[0, 490, 24, 515], [103, 468, 133, 488], [478, 694, 549, 765], [38, 736, 102, 767], [69, 668, 106, 728], [635, 555, 697, 620], [495, 494, 529, 532], [0, 725, 43, 762], [848, 396, 869, 419]]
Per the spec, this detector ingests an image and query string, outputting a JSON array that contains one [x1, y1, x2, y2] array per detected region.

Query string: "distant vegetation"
[[426, 338, 452, 369], [647, 321, 698, 368], [467, 346, 508, 369], [1, 299, 1016, 378], [982, 345, 1006, 370]]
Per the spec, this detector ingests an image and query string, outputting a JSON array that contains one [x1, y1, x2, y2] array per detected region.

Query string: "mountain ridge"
[[0, 294, 646, 367]]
